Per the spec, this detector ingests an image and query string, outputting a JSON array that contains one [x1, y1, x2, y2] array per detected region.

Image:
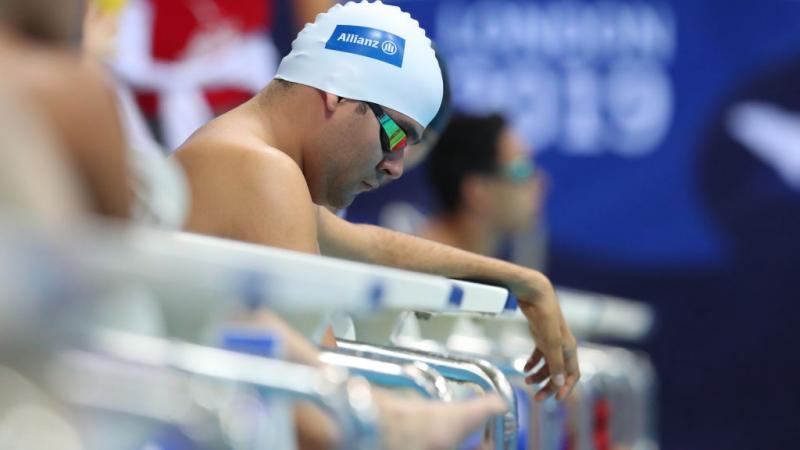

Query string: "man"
[[422, 113, 546, 262], [174, 0, 577, 398], [176, 0, 577, 397], [174, 0, 578, 441]]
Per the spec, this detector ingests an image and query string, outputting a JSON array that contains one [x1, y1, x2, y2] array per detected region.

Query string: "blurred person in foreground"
[[0, 0, 131, 218], [421, 113, 546, 261], [174, 0, 578, 411]]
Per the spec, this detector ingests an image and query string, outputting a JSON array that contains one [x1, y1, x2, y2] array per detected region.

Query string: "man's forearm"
[[353, 224, 553, 301], [318, 210, 553, 302]]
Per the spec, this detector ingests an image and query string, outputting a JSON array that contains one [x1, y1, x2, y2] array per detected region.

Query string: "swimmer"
[[175, 0, 578, 405], [174, 1, 579, 448], [422, 113, 546, 259]]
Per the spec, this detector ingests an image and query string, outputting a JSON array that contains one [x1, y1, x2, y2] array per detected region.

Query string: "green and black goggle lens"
[[367, 102, 408, 154]]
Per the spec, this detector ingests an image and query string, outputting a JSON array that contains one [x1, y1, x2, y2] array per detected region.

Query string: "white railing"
[[0, 214, 658, 450]]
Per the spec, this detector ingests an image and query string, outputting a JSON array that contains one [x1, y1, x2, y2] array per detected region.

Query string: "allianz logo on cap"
[[325, 25, 406, 67]]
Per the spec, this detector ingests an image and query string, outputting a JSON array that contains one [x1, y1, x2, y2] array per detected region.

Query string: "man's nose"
[[378, 150, 405, 180]]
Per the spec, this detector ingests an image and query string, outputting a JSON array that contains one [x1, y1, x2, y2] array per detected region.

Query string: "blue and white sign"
[[325, 24, 406, 67]]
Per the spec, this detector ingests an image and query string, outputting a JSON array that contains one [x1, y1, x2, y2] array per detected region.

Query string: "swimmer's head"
[[275, 0, 443, 130], [428, 114, 544, 233]]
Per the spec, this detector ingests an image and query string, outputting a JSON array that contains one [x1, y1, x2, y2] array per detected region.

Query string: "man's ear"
[[322, 91, 342, 115]]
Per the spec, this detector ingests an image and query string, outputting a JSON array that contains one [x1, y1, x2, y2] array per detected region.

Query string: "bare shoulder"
[[174, 126, 320, 253], [176, 128, 305, 189]]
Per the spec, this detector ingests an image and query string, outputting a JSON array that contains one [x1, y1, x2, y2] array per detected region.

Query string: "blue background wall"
[[341, 1, 800, 449]]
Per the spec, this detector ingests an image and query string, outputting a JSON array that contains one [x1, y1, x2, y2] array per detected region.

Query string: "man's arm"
[[318, 207, 579, 401]]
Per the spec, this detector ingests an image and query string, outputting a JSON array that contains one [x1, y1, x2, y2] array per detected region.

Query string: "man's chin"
[[327, 192, 357, 211]]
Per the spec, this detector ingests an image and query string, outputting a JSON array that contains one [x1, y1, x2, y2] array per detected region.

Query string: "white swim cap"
[[275, 1, 443, 127]]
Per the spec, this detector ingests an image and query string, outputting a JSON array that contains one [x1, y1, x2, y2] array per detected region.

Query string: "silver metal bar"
[[320, 347, 452, 401], [337, 339, 517, 450]]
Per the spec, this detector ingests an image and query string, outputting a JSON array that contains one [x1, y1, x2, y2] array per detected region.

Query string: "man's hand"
[[513, 272, 580, 402]]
